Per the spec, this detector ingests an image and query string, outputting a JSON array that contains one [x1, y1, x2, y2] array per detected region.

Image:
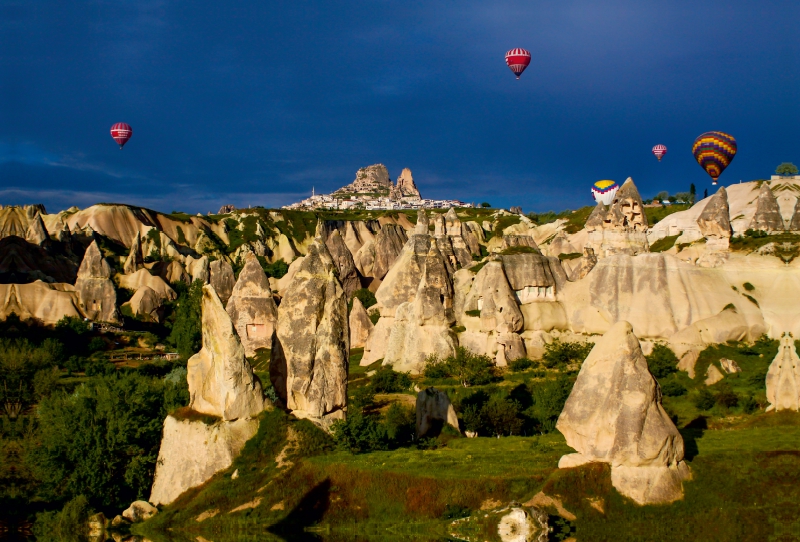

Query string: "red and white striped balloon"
[[505, 48, 531, 79], [652, 144, 667, 162], [110, 122, 133, 149]]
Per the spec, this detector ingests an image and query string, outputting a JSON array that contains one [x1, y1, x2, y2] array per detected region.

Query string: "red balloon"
[[505, 48, 531, 79], [110, 122, 133, 149]]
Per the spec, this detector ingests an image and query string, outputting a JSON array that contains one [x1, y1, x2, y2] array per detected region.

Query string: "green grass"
[[644, 203, 691, 225], [649, 234, 680, 253], [499, 245, 539, 255], [558, 252, 582, 260]]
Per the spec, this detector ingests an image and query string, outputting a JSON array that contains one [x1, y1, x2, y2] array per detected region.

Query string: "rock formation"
[[501, 234, 538, 251], [704, 364, 724, 385], [334, 164, 393, 195], [210, 260, 235, 307], [394, 168, 420, 199], [372, 224, 408, 279], [416, 387, 459, 438], [766, 334, 800, 412], [75, 241, 119, 323], [187, 285, 266, 420], [271, 239, 349, 429], [586, 178, 650, 257], [789, 198, 800, 232], [696, 186, 732, 245], [25, 213, 49, 245], [226, 253, 278, 358], [349, 297, 373, 348], [124, 285, 162, 322], [556, 321, 690, 505], [749, 183, 784, 232], [122, 501, 158, 523], [0, 281, 84, 325], [118, 269, 177, 303], [567, 247, 598, 281], [123, 233, 144, 274], [149, 415, 259, 506], [324, 228, 360, 297], [719, 358, 741, 374], [185, 255, 210, 283]]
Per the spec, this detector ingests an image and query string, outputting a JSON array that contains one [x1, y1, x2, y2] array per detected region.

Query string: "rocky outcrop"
[[226, 253, 278, 358], [122, 501, 158, 523], [766, 334, 800, 412], [210, 260, 235, 307], [185, 255, 210, 284], [0, 236, 78, 284], [123, 233, 145, 274], [334, 164, 393, 195], [123, 285, 162, 322], [416, 387, 459, 438], [501, 234, 538, 251], [325, 229, 360, 297], [501, 252, 562, 303], [556, 321, 690, 505], [118, 269, 177, 302], [705, 364, 724, 385], [75, 241, 119, 323], [271, 239, 348, 428], [349, 297, 373, 348], [789, 198, 800, 232], [395, 168, 420, 199], [586, 178, 649, 256], [149, 415, 259, 506], [696, 187, 732, 242], [25, 213, 49, 245], [0, 281, 84, 325], [749, 183, 784, 232], [187, 285, 266, 420], [372, 224, 408, 280], [567, 247, 598, 281]]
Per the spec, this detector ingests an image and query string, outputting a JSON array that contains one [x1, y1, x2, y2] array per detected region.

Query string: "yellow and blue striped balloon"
[[692, 131, 737, 185]]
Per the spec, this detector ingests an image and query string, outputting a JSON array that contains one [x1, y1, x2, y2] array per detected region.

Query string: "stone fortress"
[[3, 174, 800, 514]]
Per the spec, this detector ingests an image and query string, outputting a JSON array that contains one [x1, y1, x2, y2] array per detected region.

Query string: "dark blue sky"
[[2, 1, 798, 214]]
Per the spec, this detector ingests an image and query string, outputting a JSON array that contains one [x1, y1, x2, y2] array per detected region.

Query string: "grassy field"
[[136, 334, 800, 542]]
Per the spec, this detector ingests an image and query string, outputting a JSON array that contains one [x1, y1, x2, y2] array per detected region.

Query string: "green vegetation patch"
[[649, 234, 681, 253], [500, 245, 539, 255], [645, 203, 691, 225], [558, 252, 582, 260]]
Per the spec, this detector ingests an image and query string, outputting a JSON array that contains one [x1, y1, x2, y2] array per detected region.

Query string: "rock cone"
[[75, 240, 119, 323], [766, 334, 800, 412], [226, 253, 278, 357], [749, 183, 784, 232]]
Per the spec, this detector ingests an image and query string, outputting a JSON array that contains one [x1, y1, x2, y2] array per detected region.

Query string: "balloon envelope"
[[505, 48, 531, 79], [693, 132, 736, 185], [110, 122, 133, 149], [652, 144, 667, 162], [591, 180, 619, 205]]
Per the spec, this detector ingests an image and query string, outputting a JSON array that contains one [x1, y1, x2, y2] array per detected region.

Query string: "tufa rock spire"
[[749, 183, 784, 232]]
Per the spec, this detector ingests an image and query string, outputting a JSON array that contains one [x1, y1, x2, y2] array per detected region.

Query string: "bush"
[[370, 366, 411, 393], [509, 358, 534, 372], [87, 337, 105, 353], [331, 412, 388, 454], [168, 279, 204, 359], [542, 340, 593, 370], [693, 389, 716, 411], [646, 344, 679, 379], [714, 384, 739, 409], [745, 229, 768, 239], [442, 504, 471, 520], [525, 376, 575, 433], [741, 395, 759, 414], [660, 380, 687, 397], [351, 288, 377, 309], [425, 347, 497, 387], [383, 403, 415, 446], [84, 359, 115, 377], [350, 385, 376, 410], [33, 495, 93, 542], [33, 368, 61, 401], [262, 258, 289, 279], [743, 282, 755, 291], [480, 395, 524, 437]]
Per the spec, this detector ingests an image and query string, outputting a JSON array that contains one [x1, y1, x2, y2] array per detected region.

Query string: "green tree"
[[350, 288, 377, 310], [776, 162, 798, 176], [689, 183, 696, 203], [645, 344, 678, 379], [168, 280, 204, 358], [480, 202, 491, 208]]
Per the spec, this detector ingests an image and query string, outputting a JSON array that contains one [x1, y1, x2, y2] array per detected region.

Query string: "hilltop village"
[[2, 176, 800, 540]]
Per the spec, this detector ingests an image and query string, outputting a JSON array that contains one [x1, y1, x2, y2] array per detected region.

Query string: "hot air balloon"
[[110, 123, 133, 149], [692, 131, 736, 185], [591, 180, 619, 205], [652, 144, 667, 162], [505, 48, 531, 79]]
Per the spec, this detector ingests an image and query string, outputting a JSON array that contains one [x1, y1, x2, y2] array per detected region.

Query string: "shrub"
[[261, 258, 289, 279], [350, 385, 376, 410], [168, 279, 204, 359], [383, 403, 415, 446], [465, 309, 481, 317], [331, 412, 388, 454], [442, 504, 471, 520], [743, 282, 755, 291], [509, 358, 534, 372], [693, 389, 716, 411], [33, 495, 93, 542], [645, 344, 678, 379], [525, 376, 575, 433], [351, 288, 377, 309], [87, 337, 105, 353], [444, 347, 497, 387], [660, 380, 687, 397], [542, 340, 593, 370], [741, 395, 759, 414], [714, 384, 739, 409], [370, 366, 411, 393], [422, 355, 451, 379], [480, 395, 524, 436]]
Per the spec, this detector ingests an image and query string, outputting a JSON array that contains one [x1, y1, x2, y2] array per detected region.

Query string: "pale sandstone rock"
[[766, 334, 800, 412], [414, 209, 429, 235], [497, 507, 548, 542], [124, 233, 145, 274], [789, 198, 800, 232], [276, 255, 305, 294], [185, 255, 210, 284], [704, 364, 724, 386], [164, 260, 190, 284], [271, 240, 348, 428], [124, 285, 162, 322], [749, 183, 784, 232], [416, 387, 459, 437], [556, 321, 689, 505], [719, 358, 741, 374], [187, 285, 265, 420], [372, 224, 408, 279], [210, 260, 235, 307], [495, 332, 526, 366], [325, 229, 360, 297], [75, 241, 119, 323], [502, 234, 538, 251], [118, 269, 177, 302], [466, 261, 523, 333], [349, 297, 373, 348], [122, 501, 158, 523], [586, 178, 649, 256], [395, 167, 420, 199], [26, 213, 49, 245], [0, 282, 84, 325], [697, 186, 732, 240], [567, 247, 598, 281], [677, 349, 700, 378], [149, 415, 259, 506], [226, 253, 278, 357], [360, 315, 395, 366]]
